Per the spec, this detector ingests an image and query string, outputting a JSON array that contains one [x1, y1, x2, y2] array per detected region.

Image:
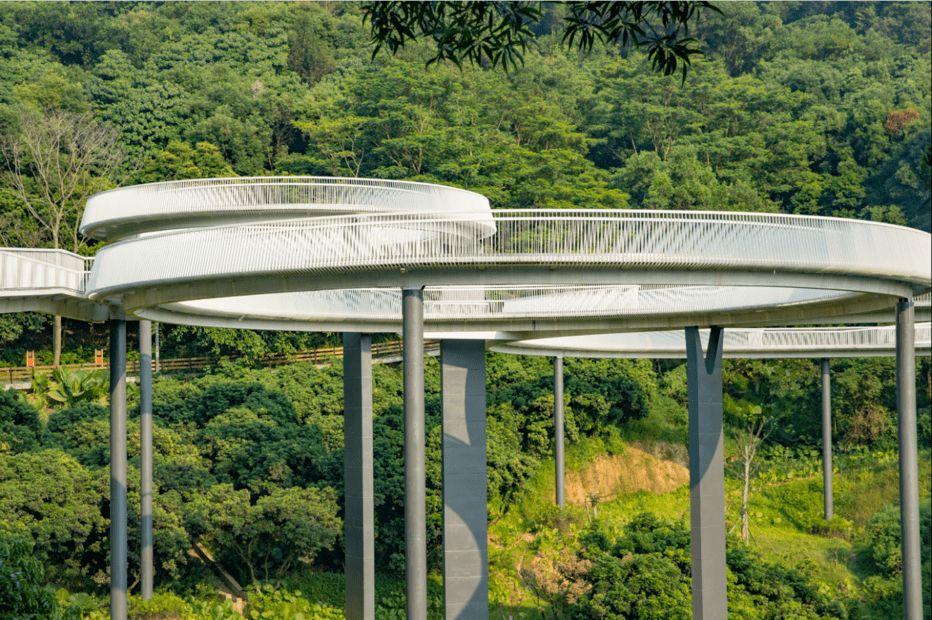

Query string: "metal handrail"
[[82, 177, 492, 241], [0, 249, 91, 293], [491, 323, 932, 359], [86, 210, 930, 299]]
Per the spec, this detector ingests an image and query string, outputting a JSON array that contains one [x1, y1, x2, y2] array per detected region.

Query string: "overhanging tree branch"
[[362, 1, 721, 79]]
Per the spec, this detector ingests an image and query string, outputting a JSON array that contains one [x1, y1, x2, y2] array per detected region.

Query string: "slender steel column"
[[686, 326, 727, 620], [441, 340, 489, 620], [402, 289, 427, 620], [896, 299, 922, 620], [109, 318, 128, 620], [139, 320, 154, 599], [821, 358, 833, 521], [344, 333, 375, 620], [554, 355, 565, 509]]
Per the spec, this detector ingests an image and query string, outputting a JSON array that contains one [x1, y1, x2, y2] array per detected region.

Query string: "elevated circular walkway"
[[79, 178, 929, 335], [1, 176, 928, 620]]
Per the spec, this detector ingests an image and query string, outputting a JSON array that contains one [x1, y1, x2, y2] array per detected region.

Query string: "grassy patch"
[[619, 395, 688, 446]]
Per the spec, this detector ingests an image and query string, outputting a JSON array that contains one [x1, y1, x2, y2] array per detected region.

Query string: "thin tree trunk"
[[54, 315, 62, 366], [741, 459, 751, 543]]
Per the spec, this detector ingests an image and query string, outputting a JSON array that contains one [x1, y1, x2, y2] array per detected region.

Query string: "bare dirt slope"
[[559, 442, 689, 506]]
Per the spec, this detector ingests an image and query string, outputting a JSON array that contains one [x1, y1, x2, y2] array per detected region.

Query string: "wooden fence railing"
[[1, 340, 440, 385]]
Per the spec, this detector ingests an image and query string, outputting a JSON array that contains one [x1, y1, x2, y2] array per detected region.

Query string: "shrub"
[[576, 553, 691, 620], [47, 402, 108, 434], [0, 534, 81, 620], [246, 586, 344, 620], [860, 500, 932, 576], [127, 593, 191, 620], [0, 389, 42, 453]]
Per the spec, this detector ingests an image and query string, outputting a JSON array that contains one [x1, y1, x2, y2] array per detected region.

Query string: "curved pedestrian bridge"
[[2, 176, 929, 620]]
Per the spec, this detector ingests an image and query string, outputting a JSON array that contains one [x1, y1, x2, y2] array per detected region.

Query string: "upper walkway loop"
[[81, 177, 494, 241]]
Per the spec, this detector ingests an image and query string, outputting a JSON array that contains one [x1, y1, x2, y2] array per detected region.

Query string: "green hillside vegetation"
[[1, 351, 930, 619], [0, 2, 930, 619]]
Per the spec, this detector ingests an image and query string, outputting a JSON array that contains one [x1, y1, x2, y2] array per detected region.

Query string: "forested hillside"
[[0, 3, 930, 620], [0, 1, 929, 361]]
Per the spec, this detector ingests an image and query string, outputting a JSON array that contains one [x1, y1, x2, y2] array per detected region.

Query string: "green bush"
[[187, 598, 242, 620], [44, 368, 108, 409], [45, 404, 112, 467], [576, 552, 691, 620], [0, 389, 42, 453], [246, 586, 344, 620], [280, 573, 345, 609], [127, 593, 191, 620], [373, 578, 444, 620], [919, 407, 931, 450], [860, 501, 932, 576], [0, 534, 80, 620], [46, 402, 108, 434]]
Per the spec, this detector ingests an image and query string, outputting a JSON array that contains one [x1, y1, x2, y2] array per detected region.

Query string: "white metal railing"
[[81, 177, 493, 240], [86, 210, 931, 298], [0, 249, 92, 293], [491, 323, 932, 358], [168, 285, 852, 322]]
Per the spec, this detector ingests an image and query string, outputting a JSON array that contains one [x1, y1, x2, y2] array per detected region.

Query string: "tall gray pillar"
[[686, 326, 727, 620], [402, 289, 427, 620], [821, 358, 833, 521], [139, 320, 154, 599], [344, 333, 375, 620], [441, 340, 488, 620], [896, 299, 922, 620], [554, 355, 565, 509], [109, 318, 127, 620]]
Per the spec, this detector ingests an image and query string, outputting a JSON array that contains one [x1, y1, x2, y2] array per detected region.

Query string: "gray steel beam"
[[109, 318, 128, 620], [896, 299, 922, 620], [139, 320, 154, 599], [554, 355, 565, 509], [440, 340, 489, 620], [686, 326, 727, 620], [344, 333, 375, 620], [403, 289, 427, 620], [821, 358, 833, 521]]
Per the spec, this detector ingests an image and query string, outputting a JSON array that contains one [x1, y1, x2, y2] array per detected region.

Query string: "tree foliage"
[[0, 106, 130, 253], [363, 2, 720, 79], [186, 484, 341, 590], [0, 534, 78, 620]]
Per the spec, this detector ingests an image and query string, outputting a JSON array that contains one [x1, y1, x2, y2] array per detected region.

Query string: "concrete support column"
[[344, 333, 375, 620], [686, 326, 727, 620], [554, 355, 565, 509], [441, 340, 489, 620], [821, 358, 833, 521], [139, 320, 154, 599], [896, 299, 922, 620], [402, 289, 426, 620], [109, 318, 127, 620]]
